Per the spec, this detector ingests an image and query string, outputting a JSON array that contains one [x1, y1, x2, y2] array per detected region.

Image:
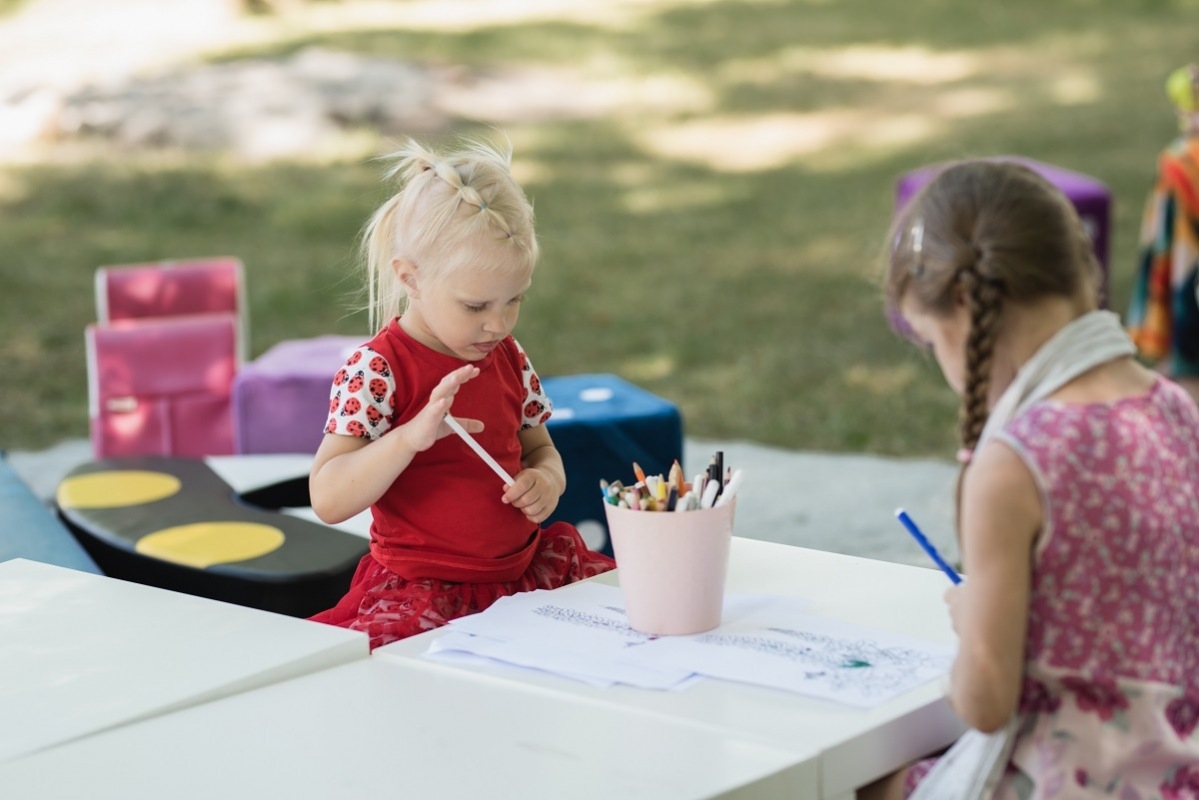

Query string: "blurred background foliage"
[[1, 0, 1196, 456]]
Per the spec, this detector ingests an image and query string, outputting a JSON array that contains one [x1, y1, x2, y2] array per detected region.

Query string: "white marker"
[[443, 414, 515, 486], [714, 468, 743, 508]]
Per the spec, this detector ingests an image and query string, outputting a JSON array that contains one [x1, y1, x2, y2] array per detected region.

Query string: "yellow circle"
[[135, 522, 285, 569], [57, 471, 182, 509]]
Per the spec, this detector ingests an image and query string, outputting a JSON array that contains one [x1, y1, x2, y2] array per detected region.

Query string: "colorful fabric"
[[909, 378, 1199, 798], [322, 318, 554, 583], [1127, 137, 1199, 377], [309, 522, 614, 650], [905, 759, 938, 795]]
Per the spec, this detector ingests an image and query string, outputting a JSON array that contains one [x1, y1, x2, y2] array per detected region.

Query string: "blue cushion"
[[0, 455, 101, 574], [542, 374, 684, 556]]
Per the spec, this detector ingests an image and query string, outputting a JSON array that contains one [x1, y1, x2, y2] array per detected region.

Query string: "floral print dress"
[[909, 379, 1199, 799]]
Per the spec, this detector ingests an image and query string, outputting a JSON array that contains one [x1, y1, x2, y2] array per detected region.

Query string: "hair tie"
[[956, 447, 974, 465]]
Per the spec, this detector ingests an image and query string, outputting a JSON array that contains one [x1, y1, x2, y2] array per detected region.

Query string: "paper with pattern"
[[428, 582, 951, 706]]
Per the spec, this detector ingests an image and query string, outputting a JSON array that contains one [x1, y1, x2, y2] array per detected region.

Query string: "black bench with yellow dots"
[[55, 457, 369, 617]]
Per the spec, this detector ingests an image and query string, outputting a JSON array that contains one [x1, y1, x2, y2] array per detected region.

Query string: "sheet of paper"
[[426, 631, 707, 691], [447, 583, 772, 656], [438, 583, 771, 690], [618, 602, 955, 708], [424, 582, 950, 707], [427, 632, 620, 687], [428, 628, 691, 690]]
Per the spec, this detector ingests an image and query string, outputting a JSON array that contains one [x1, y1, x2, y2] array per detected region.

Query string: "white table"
[[0, 530, 962, 799], [0, 558, 367, 764], [0, 658, 818, 799], [376, 538, 966, 799]]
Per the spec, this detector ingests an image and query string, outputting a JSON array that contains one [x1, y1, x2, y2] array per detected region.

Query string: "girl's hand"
[[398, 365, 481, 453], [944, 584, 966, 636], [503, 467, 561, 525]]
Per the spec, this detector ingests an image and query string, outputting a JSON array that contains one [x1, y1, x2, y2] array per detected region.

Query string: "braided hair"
[[885, 159, 1099, 531], [360, 135, 539, 332]]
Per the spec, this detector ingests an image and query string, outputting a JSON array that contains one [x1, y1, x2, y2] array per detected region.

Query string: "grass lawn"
[[2, 0, 1196, 457]]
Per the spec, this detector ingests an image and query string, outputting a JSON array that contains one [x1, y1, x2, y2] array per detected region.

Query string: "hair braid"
[[431, 159, 463, 190], [431, 158, 516, 238], [958, 266, 1003, 451]]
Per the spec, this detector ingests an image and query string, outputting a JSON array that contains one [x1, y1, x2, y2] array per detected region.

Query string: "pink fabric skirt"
[[309, 522, 616, 650], [904, 758, 937, 796]]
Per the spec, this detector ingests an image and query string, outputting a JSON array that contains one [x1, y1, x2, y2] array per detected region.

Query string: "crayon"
[[668, 460, 685, 494]]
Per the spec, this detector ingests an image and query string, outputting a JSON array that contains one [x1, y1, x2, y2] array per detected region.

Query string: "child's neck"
[[988, 297, 1094, 404], [398, 313, 454, 358], [1004, 299, 1086, 366]]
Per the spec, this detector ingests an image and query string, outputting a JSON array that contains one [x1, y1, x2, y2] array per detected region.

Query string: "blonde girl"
[[308, 135, 614, 649]]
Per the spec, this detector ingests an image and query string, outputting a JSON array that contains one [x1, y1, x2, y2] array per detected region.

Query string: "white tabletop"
[[376, 537, 966, 798], [0, 525, 963, 798], [0, 558, 368, 764], [0, 658, 819, 800]]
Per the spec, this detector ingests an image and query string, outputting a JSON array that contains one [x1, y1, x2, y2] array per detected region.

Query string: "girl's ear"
[[952, 281, 969, 310], [394, 258, 419, 298]]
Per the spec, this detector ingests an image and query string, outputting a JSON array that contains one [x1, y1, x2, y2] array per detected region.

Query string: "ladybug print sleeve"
[[323, 346, 395, 440], [511, 338, 552, 430]]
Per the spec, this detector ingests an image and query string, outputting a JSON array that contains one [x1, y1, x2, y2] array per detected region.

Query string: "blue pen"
[[894, 508, 962, 584]]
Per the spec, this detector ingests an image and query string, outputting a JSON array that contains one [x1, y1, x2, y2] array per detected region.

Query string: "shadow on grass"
[[2, 0, 1195, 455]]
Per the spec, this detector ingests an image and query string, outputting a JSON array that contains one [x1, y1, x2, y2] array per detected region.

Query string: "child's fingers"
[[504, 472, 554, 521], [442, 364, 479, 389], [451, 417, 484, 434], [429, 365, 479, 407], [507, 487, 545, 522], [502, 473, 534, 505], [503, 478, 555, 523]]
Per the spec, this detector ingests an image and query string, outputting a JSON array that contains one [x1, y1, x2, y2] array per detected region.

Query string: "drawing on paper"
[[532, 603, 649, 641], [696, 626, 952, 697]]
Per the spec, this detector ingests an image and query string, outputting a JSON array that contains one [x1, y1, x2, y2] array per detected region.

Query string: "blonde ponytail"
[[357, 134, 538, 330]]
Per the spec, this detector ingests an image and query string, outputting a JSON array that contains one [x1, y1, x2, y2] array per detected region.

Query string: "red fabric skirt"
[[309, 522, 615, 650]]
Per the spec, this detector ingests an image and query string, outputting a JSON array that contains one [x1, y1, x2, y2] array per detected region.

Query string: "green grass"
[[2, 0, 1197, 457]]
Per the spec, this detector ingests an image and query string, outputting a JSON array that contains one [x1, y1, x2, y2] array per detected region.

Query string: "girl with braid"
[[308, 135, 614, 649], [861, 160, 1199, 800]]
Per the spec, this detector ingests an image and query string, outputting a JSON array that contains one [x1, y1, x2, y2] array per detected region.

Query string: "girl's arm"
[[947, 438, 1041, 733], [504, 425, 566, 525], [309, 365, 481, 523]]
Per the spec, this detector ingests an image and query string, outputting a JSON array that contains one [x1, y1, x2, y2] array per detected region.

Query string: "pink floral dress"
[[908, 378, 1199, 799]]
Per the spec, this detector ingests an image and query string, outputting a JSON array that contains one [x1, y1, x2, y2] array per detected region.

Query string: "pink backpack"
[[95, 257, 247, 362], [86, 258, 246, 458]]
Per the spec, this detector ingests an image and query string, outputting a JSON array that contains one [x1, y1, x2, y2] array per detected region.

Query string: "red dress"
[[309, 319, 614, 649]]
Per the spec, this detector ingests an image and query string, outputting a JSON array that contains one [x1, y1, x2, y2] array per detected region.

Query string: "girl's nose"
[[482, 312, 509, 334], [484, 306, 517, 334]]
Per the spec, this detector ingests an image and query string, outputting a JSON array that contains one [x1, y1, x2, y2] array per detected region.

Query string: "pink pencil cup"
[[605, 499, 736, 635]]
